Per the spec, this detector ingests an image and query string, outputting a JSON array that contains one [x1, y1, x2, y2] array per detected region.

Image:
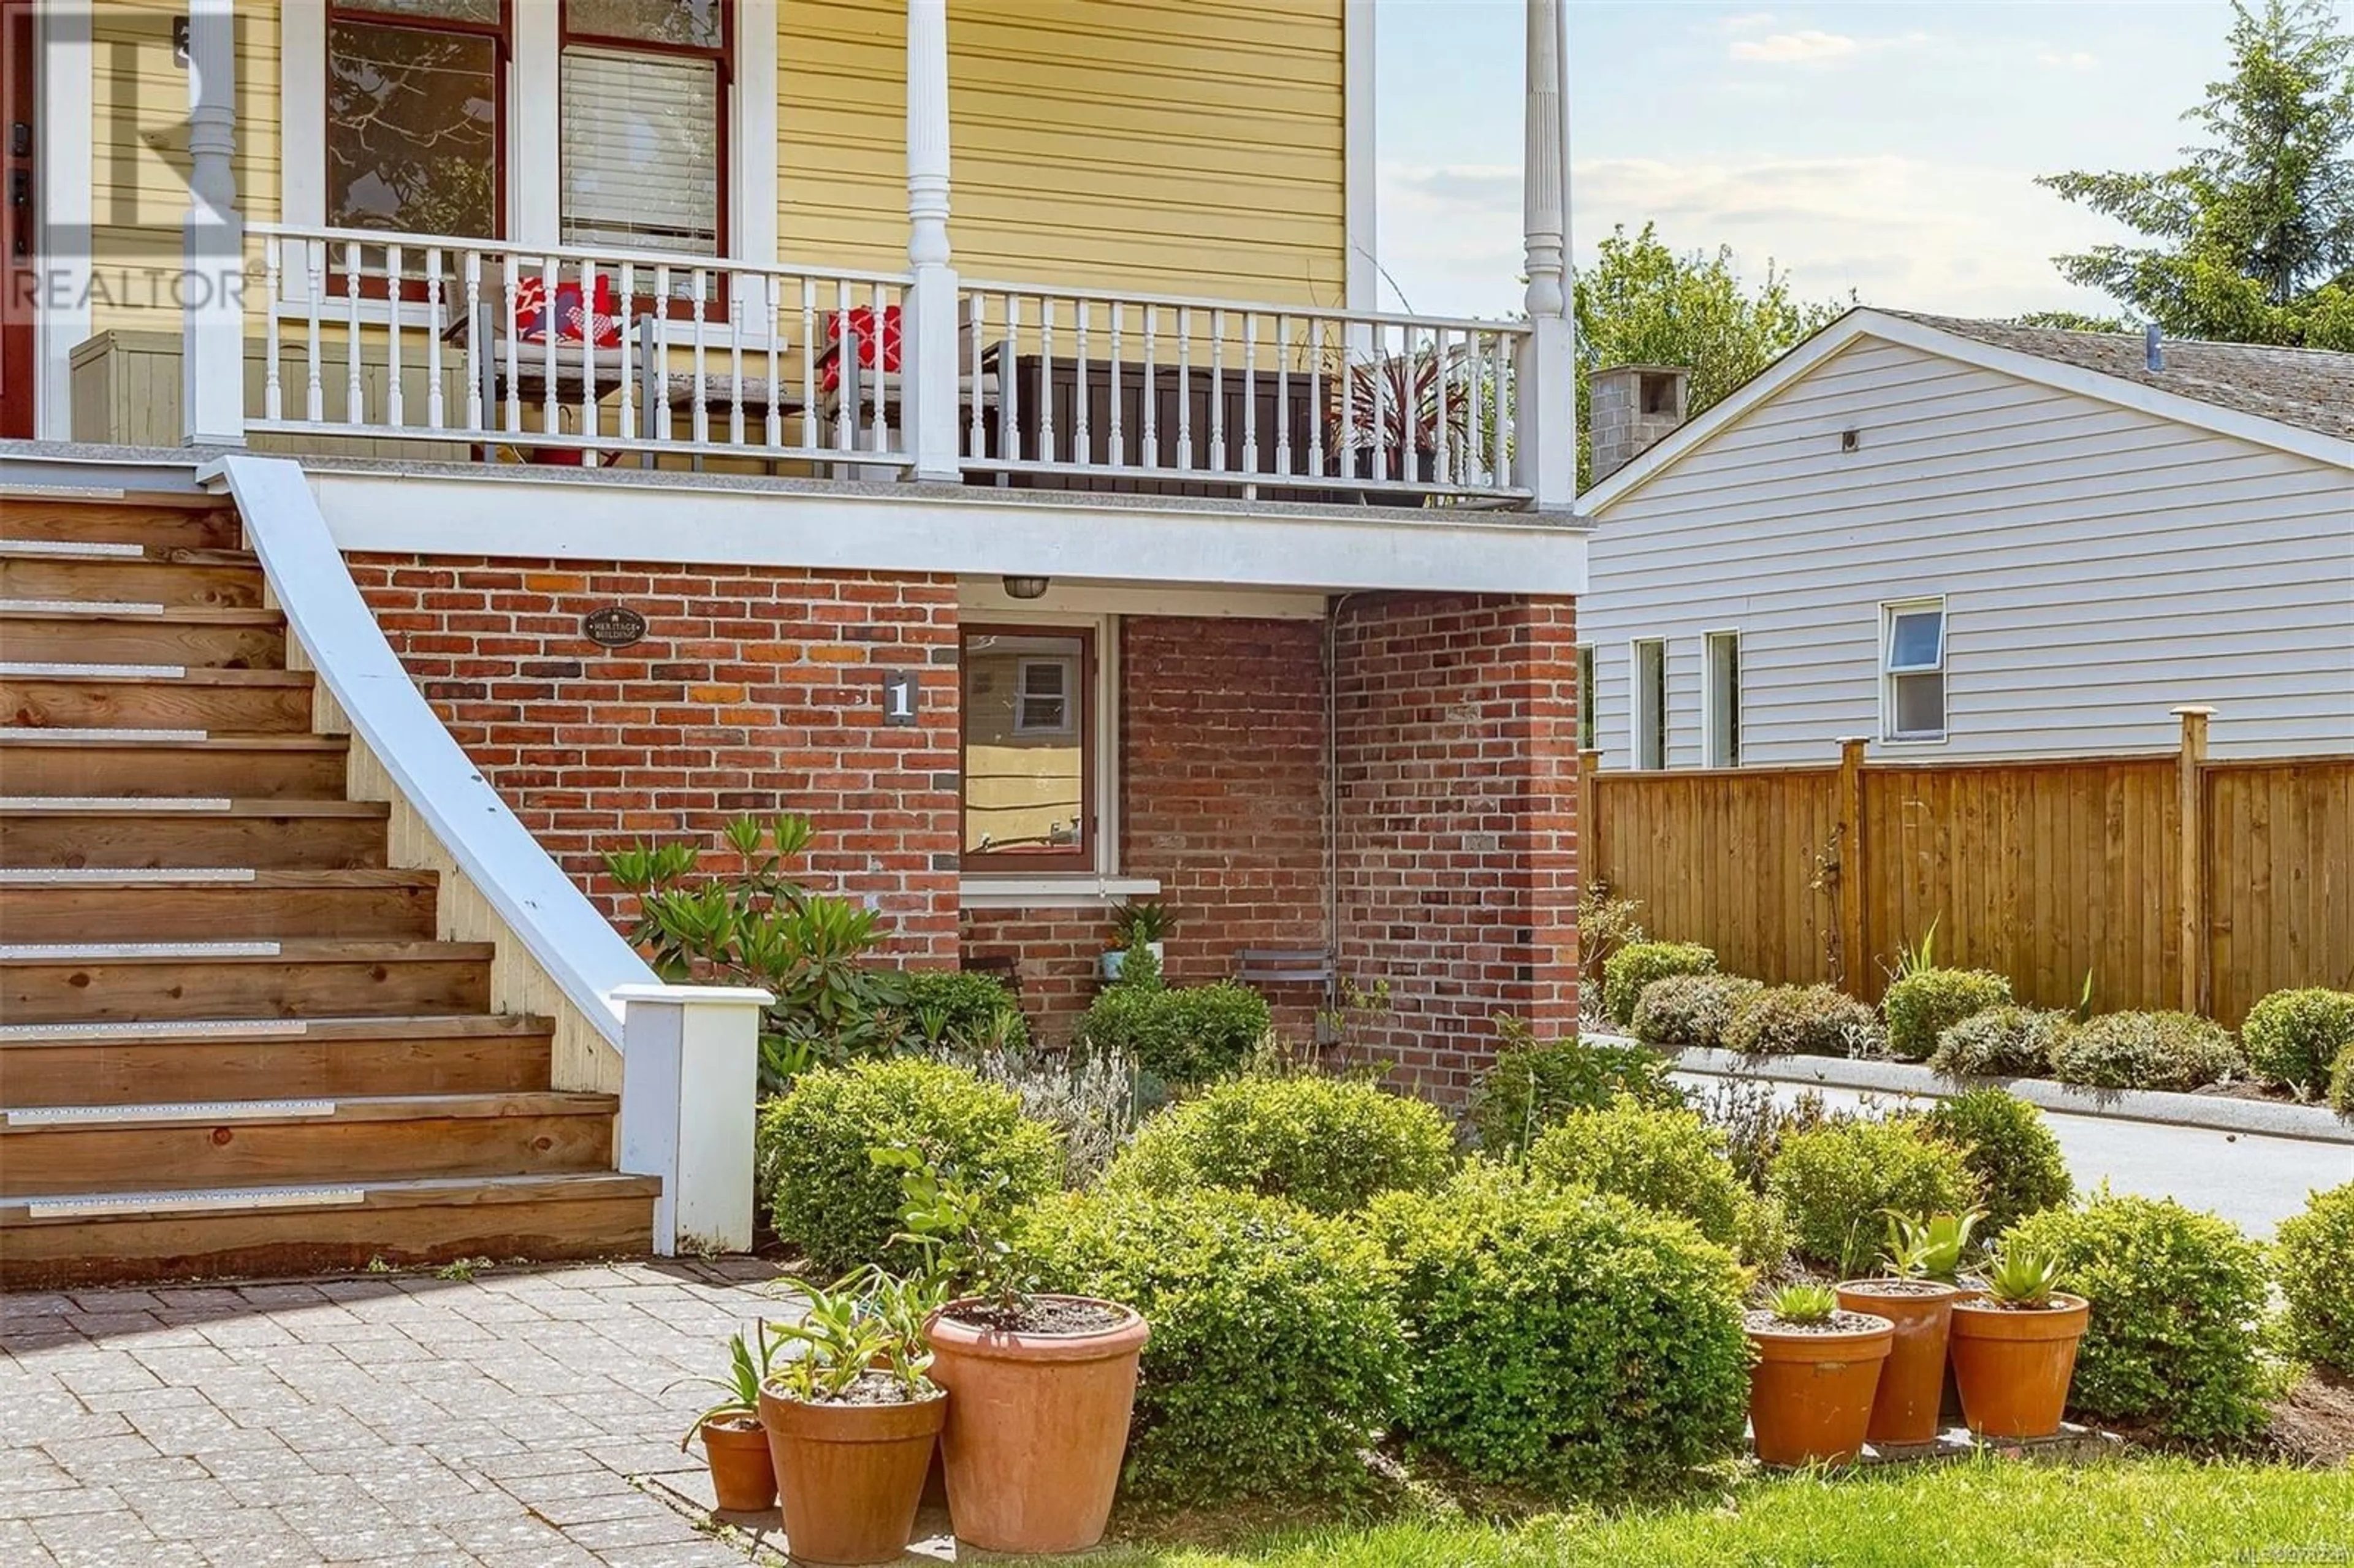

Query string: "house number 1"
[[881, 671, 918, 726]]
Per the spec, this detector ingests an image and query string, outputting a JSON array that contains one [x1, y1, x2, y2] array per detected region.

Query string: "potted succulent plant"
[[1745, 1282, 1895, 1466], [757, 1267, 948, 1567], [1834, 1208, 1984, 1445], [672, 1328, 782, 1513], [1100, 900, 1171, 981], [1947, 1239, 2090, 1439], [877, 1146, 1147, 1555]]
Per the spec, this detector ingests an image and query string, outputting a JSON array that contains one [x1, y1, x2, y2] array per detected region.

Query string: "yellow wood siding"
[[780, 0, 1346, 302], [77, 1, 1346, 337], [89, 0, 282, 333]]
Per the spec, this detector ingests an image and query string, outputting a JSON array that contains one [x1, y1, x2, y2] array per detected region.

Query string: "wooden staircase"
[[0, 492, 659, 1287]]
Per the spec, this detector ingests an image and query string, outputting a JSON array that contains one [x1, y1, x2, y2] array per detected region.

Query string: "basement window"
[[1883, 599, 1947, 742]]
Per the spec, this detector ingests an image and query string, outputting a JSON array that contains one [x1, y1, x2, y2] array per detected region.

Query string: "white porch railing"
[[955, 282, 1531, 503], [248, 223, 913, 469]]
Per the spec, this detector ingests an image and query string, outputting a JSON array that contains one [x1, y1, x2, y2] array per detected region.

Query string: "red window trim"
[[960, 623, 1099, 873]]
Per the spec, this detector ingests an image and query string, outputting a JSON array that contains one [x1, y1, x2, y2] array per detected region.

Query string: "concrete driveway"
[[1674, 1073, 2353, 1238]]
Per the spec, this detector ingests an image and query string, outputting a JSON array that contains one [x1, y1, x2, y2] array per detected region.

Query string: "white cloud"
[[1375, 153, 2125, 322], [1731, 29, 1861, 63], [2034, 48, 2100, 71], [1719, 12, 1777, 34]]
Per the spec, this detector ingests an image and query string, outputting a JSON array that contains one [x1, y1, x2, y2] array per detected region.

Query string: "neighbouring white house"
[[1574, 309, 2354, 768]]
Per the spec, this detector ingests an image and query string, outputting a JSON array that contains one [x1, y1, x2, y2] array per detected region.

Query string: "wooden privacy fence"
[[1580, 710, 2354, 1028]]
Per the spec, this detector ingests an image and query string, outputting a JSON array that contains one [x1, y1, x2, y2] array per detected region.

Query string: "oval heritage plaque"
[[582, 606, 648, 649]]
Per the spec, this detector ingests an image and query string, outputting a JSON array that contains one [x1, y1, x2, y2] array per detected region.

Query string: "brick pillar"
[[1334, 592, 1581, 1102]]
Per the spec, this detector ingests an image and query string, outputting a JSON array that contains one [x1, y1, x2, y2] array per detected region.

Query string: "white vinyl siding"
[[1582, 336, 2354, 766]]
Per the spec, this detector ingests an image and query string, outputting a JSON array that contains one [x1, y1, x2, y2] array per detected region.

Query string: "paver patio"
[[0, 1258, 811, 1568]]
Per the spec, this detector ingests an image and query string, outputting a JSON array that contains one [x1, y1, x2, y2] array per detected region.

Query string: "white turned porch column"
[[902, 0, 961, 481], [615, 984, 773, 1256], [182, 0, 246, 447], [1516, 0, 1575, 509]]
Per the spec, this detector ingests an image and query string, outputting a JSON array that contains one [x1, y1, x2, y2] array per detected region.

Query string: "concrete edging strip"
[[1591, 1035, 2354, 1146]]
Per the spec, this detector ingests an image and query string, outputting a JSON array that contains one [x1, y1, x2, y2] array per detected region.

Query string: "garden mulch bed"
[[2269, 1371, 2354, 1468]]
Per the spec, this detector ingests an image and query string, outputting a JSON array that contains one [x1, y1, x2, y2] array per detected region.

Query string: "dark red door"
[[0, 0, 34, 440]]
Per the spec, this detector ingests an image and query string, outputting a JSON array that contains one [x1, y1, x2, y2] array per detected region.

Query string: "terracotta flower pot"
[[1948, 1293, 2090, 1439], [924, 1295, 1148, 1554], [1835, 1278, 1966, 1445], [757, 1383, 947, 1567], [697, 1415, 778, 1513], [1745, 1310, 1895, 1466]]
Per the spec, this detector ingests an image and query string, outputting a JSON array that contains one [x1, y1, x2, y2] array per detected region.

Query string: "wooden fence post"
[[1578, 748, 1602, 891], [2172, 706, 2214, 1016], [1834, 737, 1868, 994]]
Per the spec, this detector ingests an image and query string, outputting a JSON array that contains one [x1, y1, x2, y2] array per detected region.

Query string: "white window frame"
[[1702, 628, 1741, 769], [1630, 637, 1667, 771], [958, 611, 1158, 908], [1880, 596, 1949, 745], [1011, 656, 1076, 737]]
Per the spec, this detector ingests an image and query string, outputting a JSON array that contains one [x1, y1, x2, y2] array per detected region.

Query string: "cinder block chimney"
[[1590, 363, 1691, 484]]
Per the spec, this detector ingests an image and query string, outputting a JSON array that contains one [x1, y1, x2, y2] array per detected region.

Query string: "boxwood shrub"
[[2242, 988, 2354, 1095], [2275, 1179, 2354, 1374], [1765, 1117, 1981, 1277], [1601, 942, 1717, 1029], [2048, 1010, 2246, 1093], [2335, 1043, 2354, 1116], [1106, 1073, 1455, 1216], [1526, 1100, 1783, 1266], [1468, 1026, 1683, 1157], [1023, 1187, 1409, 1503], [1078, 979, 1270, 1089], [1922, 1087, 2072, 1235], [1722, 983, 1881, 1059], [758, 1057, 1059, 1276], [1883, 967, 2014, 1062], [1368, 1164, 1749, 1491], [1929, 1004, 2074, 1079], [1631, 973, 1764, 1051], [898, 969, 1029, 1051], [2005, 1193, 2271, 1441]]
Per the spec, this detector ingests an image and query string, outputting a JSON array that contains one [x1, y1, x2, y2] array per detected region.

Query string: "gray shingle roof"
[[1881, 311, 2354, 441]]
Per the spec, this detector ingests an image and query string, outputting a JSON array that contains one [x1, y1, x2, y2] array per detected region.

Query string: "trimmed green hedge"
[[1883, 968, 2014, 1062], [1922, 1087, 2072, 1235], [758, 1057, 1059, 1276], [1106, 1073, 1455, 1216], [2242, 988, 2354, 1094], [1766, 1117, 1981, 1277], [2005, 1193, 2272, 1441], [1602, 942, 1717, 1029], [2048, 1011, 2245, 1092], [1024, 1187, 1409, 1503], [1078, 979, 1270, 1089], [2276, 1179, 2354, 1375], [1468, 1030, 1683, 1157], [1929, 1005, 2074, 1078], [1723, 983, 1880, 1059], [1526, 1100, 1781, 1265], [1368, 1164, 1749, 1491], [899, 969, 1029, 1051], [1631, 973, 1763, 1051]]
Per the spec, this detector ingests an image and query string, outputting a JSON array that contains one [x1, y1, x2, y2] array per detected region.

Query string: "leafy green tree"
[[2036, 0, 2354, 347], [1574, 223, 1849, 490]]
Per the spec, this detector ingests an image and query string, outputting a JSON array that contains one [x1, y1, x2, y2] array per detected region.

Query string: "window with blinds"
[[558, 45, 722, 254]]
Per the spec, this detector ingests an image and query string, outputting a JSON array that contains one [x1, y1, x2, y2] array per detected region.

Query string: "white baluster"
[[800, 280, 818, 452], [618, 262, 636, 447], [833, 282, 855, 452], [1369, 320, 1388, 485], [1175, 306, 1192, 471], [1107, 302, 1123, 470], [764, 275, 782, 449], [691, 270, 711, 447], [343, 242, 363, 425], [262, 237, 282, 422], [1037, 296, 1056, 464], [1073, 299, 1090, 469], [1242, 311, 1258, 477], [579, 259, 600, 463], [1140, 303, 1157, 470], [503, 253, 522, 435], [1431, 325, 1449, 489], [1275, 314, 1291, 479], [304, 240, 324, 424], [999, 292, 1019, 464], [385, 243, 405, 427], [1209, 308, 1226, 475], [463, 251, 483, 433], [728, 270, 746, 448], [967, 291, 985, 463], [870, 280, 889, 455], [1321, 317, 1338, 483], [653, 264, 673, 448], [541, 256, 560, 442], [425, 248, 446, 430]]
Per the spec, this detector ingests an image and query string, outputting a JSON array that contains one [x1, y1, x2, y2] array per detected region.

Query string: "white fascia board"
[[305, 469, 1589, 597], [1578, 308, 2354, 520], [956, 579, 1328, 620]]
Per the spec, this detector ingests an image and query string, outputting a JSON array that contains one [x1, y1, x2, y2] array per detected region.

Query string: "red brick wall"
[[964, 615, 1331, 1042], [343, 555, 963, 964], [1334, 593, 1582, 1101]]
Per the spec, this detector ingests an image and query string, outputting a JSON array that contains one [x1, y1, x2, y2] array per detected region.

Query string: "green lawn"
[[1090, 1456, 2354, 1567]]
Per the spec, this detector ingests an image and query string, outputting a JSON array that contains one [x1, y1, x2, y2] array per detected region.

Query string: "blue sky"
[[1374, 1, 2276, 321]]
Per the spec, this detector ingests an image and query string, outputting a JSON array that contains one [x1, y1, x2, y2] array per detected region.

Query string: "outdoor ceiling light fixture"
[[1001, 575, 1051, 600]]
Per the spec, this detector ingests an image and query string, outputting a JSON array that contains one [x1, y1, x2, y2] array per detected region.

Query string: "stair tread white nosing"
[[0, 598, 167, 616], [0, 539, 148, 558], [26, 1184, 367, 1219], [0, 796, 234, 812], [0, 867, 256, 884], [0, 940, 282, 960], [3, 1098, 335, 1125], [0, 726, 208, 742], [0, 661, 188, 679], [0, 1019, 312, 1041]]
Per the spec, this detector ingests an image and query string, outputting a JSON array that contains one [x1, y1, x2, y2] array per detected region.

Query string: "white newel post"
[[1516, 0, 1575, 509], [902, 0, 961, 481], [183, 0, 246, 447], [615, 984, 772, 1256]]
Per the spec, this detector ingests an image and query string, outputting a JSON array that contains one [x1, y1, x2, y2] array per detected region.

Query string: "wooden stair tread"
[[0, 1013, 553, 1045], [0, 937, 496, 965], [0, 1170, 661, 1225], [0, 604, 281, 625], [0, 867, 435, 889], [0, 1090, 618, 1131], [0, 732, 341, 751], [0, 797, 386, 818], [0, 542, 260, 569], [0, 666, 311, 686]]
